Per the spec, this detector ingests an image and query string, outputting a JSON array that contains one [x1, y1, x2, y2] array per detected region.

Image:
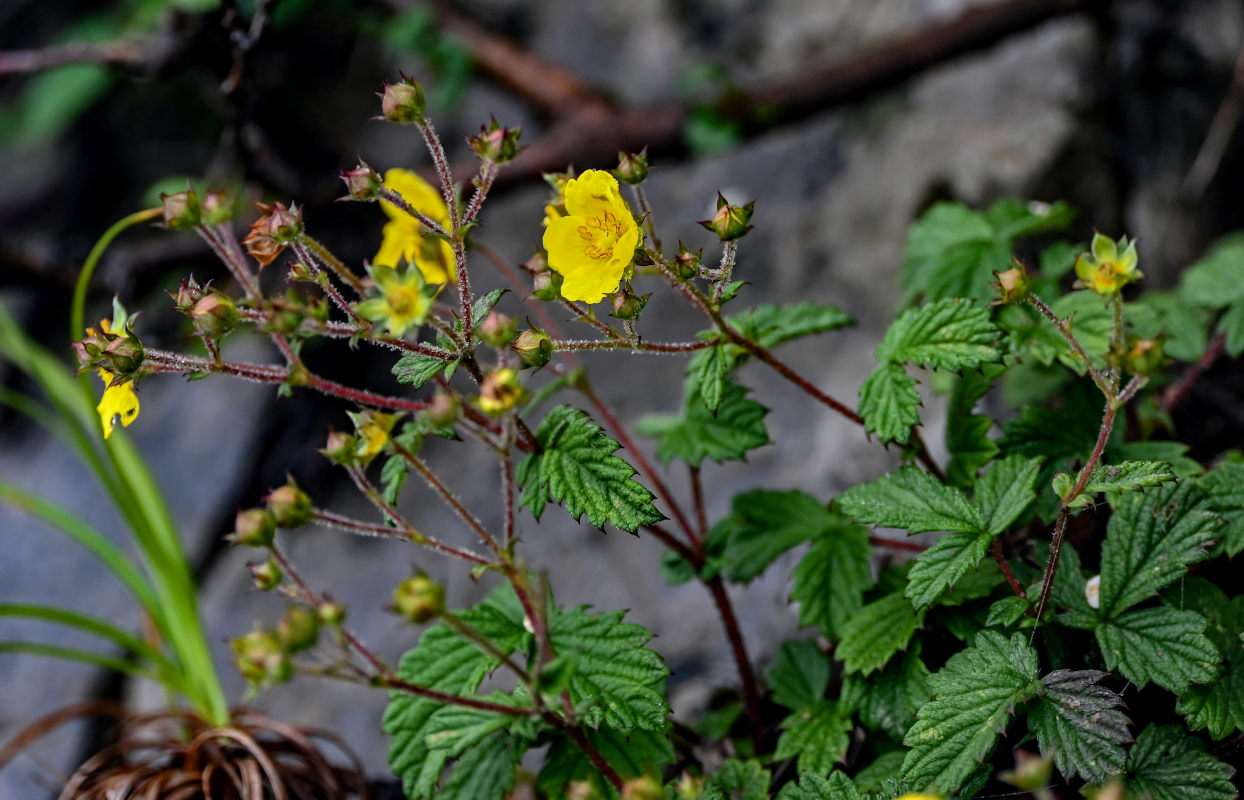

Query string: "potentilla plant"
[[71, 75, 1244, 800]]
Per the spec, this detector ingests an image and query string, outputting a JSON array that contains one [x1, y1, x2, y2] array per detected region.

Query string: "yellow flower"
[[542, 170, 640, 304], [355, 263, 436, 338], [349, 410, 399, 465], [374, 168, 455, 284], [477, 368, 526, 416], [96, 368, 139, 440], [1074, 232, 1141, 295]]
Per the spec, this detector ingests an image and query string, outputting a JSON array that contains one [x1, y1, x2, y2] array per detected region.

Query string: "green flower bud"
[[161, 189, 201, 230], [424, 392, 460, 428], [317, 601, 347, 627], [393, 572, 445, 624], [531, 269, 564, 301], [469, 117, 523, 164], [672, 243, 702, 281], [1123, 336, 1164, 376], [379, 77, 426, 124], [699, 193, 754, 241], [278, 605, 320, 653], [513, 327, 553, 370], [201, 191, 233, 225], [612, 148, 649, 185], [234, 508, 276, 547], [250, 557, 283, 590], [479, 310, 517, 348], [340, 161, 383, 201], [230, 629, 291, 686], [991, 263, 1031, 305], [101, 334, 144, 377], [190, 291, 239, 338], [265, 479, 312, 528], [171, 277, 206, 312], [322, 430, 358, 466], [610, 288, 649, 320]]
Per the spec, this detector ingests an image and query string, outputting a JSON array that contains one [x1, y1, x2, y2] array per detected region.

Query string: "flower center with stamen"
[[387, 286, 417, 316], [577, 210, 625, 260]]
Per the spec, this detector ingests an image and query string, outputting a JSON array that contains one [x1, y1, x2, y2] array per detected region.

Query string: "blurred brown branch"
[[0, 37, 174, 75], [433, 0, 1105, 185]]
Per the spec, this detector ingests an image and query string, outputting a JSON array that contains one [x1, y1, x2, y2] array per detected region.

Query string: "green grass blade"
[[0, 641, 159, 682]]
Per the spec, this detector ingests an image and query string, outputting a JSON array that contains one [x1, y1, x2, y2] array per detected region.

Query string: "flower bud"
[[171, 277, 206, 312], [477, 368, 526, 415], [523, 251, 550, 275], [322, 430, 358, 465], [393, 572, 445, 624], [101, 334, 144, 377], [265, 479, 312, 529], [675, 772, 705, 800], [230, 629, 291, 686], [201, 191, 233, 225], [612, 148, 649, 185], [621, 773, 663, 800], [424, 392, 459, 428], [469, 117, 523, 164], [513, 327, 553, 370], [190, 291, 239, 338], [1123, 336, 1164, 377], [317, 600, 347, 627], [161, 189, 201, 230], [610, 288, 649, 320], [340, 161, 383, 201], [699, 193, 754, 241], [379, 77, 426, 124], [672, 243, 702, 281], [991, 263, 1031, 305], [479, 310, 517, 348], [250, 557, 283, 591], [531, 268, 564, 301], [234, 507, 276, 548], [243, 202, 303, 268], [278, 605, 320, 653]]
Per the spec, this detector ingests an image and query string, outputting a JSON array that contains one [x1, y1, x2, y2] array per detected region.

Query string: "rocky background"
[[2, 0, 1243, 795]]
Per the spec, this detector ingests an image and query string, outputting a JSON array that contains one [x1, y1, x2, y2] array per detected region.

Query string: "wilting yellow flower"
[[542, 170, 640, 304], [374, 168, 455, 284], [96, 369, 139, 440], [355, 263, 436, 338], [349, 410, 398, 465], [1074, 232, 1141, 295], [477, 368, 526, 416]]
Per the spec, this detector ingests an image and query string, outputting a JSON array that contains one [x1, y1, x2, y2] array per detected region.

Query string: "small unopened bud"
[[672, 243, 702, 281], [379, 77, 425, 124], [322, 430, 357, 465], [513, 327, 553, 370], [991, 263, 1031, 305], [340, 161, 383, 201], [1123, 336, 1164, 376], [161, 189, 201, 230], [424, 392, 459, 428], [531, 269, 564, 301], [101, 335, 144, 377], [201, 191, 233, 225], [230, 629, 291, 686], [610, 288, 649, 320], [675, 771, 705, 800], [250, 557, 283, 590], [479, 310, 517, 348], [524, 251, 550, 275], [699, 193, 754, 241], [477, 368, 526, 415], [317, 601, 347, 627], [190, 291, 239, 338], [278, 605, 320, 653], [612, 148, 649, 185], [234, 508, 276, 548], [621, 773, 664, 800], [172, 277, 206, 312], [265, 480, 312, 529], [393, 572, 445, 624], [469, 117, 522, 164]]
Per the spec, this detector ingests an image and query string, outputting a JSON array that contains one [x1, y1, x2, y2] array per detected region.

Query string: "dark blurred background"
[[2, 0, 1243, 795]]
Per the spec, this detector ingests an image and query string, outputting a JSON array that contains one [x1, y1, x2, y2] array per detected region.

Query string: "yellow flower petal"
[[380, 168, 449, 227], [374, 220, 419, 269], [96, 369, 139, 440], [541, 169, 639, 304], [374, 168, 456, 284]]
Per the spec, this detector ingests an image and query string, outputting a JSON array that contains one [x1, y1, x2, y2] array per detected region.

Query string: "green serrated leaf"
[[767, 639, 830, 711], [728, 303, 854, 349], [470, 288, 508, 326], [858, 362, 921, 445], [836, 466, 984, 534], [905, 531, 993, 609], [1098, 481, 1221, 618], [1076, 460, 1178, 498], [516, 405, 662, 533], [537, 726, 674, 797], [777, 771, 861, 800], [423, 693, 524, 756], [1178, 648, 1244, 739], [719, 491, 850, 584], [876, 299, 1001, 371], [945, 370, 999, 488], [776, 700, 852, 775], [1219, 301, 1244, 358], [1096, 606, 1219, 693], [1111, 441, 1204, 478], [636, 377, 769, 467], [384, 600, 529, 800], [1029, 669, 1130, 783], [688, 343, 729, 412], [974, 455, 1041, 535], [705, 759, 770, 800], [1179, 233, 1244, 310], [998, 390, 1102, 462], [1201, 461, 1244, 557], [985, 596, 1030, 628], [1124, 724, 1236, 800], [548, 605, 670, 733], [841, 648, 931, 739], [789, 524, 872, 639], [380, 453, 408, 505], [901, 631, 1042, 795], [437, 732, 522, 800], [837, 592, 923, 675], [392, 352, 453, 388]]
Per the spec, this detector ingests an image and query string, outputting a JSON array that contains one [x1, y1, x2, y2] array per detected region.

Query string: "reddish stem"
[[991, 538, 1031, 610], [1161, 332, 1226, 413], [707, 577, 763, 741]]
